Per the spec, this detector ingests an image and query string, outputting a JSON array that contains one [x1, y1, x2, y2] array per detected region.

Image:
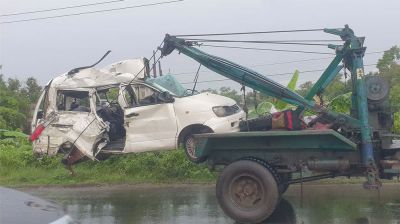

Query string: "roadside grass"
[[0, 144, 216, 187], [1, 141, 399, 187]]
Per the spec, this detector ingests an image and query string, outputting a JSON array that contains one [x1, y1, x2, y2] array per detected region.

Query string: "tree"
[[297, 81, 313, 97], [7, 78, 21, 93], [218, 87, 242, 104], [377, 46, 400, 76], [323, 74, 351, 101], [0, 74, 42, 132], [0, 106, 26, 130], [201, 88, 218, 94], [0, 75, 6, 89], [376, 46, 400, 110], [21, 77, 42, 102]]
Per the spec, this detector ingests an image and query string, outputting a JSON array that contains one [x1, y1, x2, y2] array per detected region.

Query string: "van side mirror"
[[37, 111, 44, 119], [159, 91, 175, 103]]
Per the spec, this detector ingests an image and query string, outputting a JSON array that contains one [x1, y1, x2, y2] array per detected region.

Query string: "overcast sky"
[[0, 0, 399, 90]]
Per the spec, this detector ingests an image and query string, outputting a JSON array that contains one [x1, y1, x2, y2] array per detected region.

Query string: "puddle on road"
[[25, 184, 400, 224]]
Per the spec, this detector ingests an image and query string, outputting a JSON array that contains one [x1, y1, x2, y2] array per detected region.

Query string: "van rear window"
[[57, 91, 90, 112]]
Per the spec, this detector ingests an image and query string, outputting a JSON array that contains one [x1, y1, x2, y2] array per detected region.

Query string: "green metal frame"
[[324, 26, 374, 167], [161, 25, 379, 186], [194, 129, 357, 159]]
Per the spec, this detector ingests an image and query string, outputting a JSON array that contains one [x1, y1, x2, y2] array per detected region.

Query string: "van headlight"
[[212, 104, 241, 117]]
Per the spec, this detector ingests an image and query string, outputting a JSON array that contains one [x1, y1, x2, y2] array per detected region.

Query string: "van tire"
[[179, 125, 212, 163], [183, 133, 206, 163], [216, 160, 279, 223]]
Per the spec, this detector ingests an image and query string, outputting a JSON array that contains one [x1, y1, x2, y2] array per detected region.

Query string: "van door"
[[122, 84, 178, 153]]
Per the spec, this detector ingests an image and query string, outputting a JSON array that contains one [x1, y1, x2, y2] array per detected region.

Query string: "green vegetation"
[[274, 70, 299, 110], [0, 130, 215, 187], [0, 72, 42, 132]]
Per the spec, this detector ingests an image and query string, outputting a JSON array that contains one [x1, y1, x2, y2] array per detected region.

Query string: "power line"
[[251, 57, 333, 67], [0, 0, 184, 24], [250, 50, 385, 67], [199, 44, 334, 55], [0, 0, 124, 17], [179, 63, 378, 85], [181, 78, 230, 85], [172, 57, 335, 76], [174, 29, 326, 37]]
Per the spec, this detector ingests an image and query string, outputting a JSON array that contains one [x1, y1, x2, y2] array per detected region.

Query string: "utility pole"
[[152, 50, 157, 78], [158, 61, 163, 76]]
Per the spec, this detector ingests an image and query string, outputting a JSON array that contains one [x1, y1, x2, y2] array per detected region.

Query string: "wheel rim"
[[229, 174, 264, 210], [185, 136, 197, 159]]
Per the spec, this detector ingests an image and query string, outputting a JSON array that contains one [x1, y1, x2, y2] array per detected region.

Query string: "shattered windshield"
[[146, 74, 196, 97]]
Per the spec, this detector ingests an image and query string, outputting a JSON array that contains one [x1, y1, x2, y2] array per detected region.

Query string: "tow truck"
[[160, 25, 400, 223]]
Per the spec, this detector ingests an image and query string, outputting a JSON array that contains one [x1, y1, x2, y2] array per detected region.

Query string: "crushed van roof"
[[50, 58, 149, 89]]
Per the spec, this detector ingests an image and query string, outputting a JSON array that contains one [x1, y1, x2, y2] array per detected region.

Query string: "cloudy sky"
[[0, 0, 399, 90]]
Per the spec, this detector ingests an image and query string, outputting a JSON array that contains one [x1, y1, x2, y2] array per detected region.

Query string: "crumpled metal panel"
[[51, 58, 148, 89]]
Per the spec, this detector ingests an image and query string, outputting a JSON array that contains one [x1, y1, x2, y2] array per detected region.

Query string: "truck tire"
[[216, 160, 279, 223]]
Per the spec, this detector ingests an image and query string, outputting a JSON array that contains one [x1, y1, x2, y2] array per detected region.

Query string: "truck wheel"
[[216, 160, 279, 223], [183, 133, 206, 163]]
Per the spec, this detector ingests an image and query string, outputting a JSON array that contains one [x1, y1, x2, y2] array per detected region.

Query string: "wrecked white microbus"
[[31, 58, 245, 165]]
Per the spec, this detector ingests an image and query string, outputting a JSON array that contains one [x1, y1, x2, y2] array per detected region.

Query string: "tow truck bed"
[[194, 129, 358, 166]]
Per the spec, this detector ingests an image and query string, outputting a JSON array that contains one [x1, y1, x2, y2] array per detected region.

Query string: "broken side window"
[[57, 91, 90, 112], [121, 85, 137, 108], [122, 84, 172, 107], [97, 87, 120, 107], [133, 84, 158, 105], [96, 87, 126, 141], [121, 84, 158, 107]]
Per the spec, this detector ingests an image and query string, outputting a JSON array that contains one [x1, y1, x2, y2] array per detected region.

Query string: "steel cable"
[[184, 39, 331, 46], [185, 38, 342, 43], [199, 44, 334, 55], [174, 29, 326, 37]]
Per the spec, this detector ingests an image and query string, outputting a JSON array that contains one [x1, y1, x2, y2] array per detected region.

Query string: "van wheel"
[[183, 133, 206, 163], [216, 160, 279, 224]]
